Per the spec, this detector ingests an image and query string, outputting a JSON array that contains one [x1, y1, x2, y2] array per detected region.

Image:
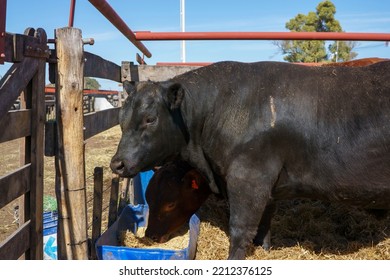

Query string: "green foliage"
[[43, 195, 57, 212], [84, 77, 101, 90], [329, 41, 358, 61], [276, 1, 357, 63]]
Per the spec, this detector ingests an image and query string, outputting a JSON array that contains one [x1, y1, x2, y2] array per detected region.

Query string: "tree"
[[275, 1, 357, 63], [84, 77, 101, 90]]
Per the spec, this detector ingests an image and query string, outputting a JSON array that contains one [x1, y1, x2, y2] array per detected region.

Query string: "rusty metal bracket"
[[7, 28, 50, 63], [23, 28, 50, 59]]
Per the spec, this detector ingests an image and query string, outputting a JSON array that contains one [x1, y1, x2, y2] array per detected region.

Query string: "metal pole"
[[0, 0, 7, 64], [68, 0, 76, 27], [135, 31, 390, 42], [180, 0, 186, 63], [88, 0, 152, 58]]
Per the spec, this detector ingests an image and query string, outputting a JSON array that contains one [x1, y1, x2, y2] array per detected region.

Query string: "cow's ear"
[[183, 169, 207, 191], [166, 83, 185, 110], [122, 80, 136, 95]]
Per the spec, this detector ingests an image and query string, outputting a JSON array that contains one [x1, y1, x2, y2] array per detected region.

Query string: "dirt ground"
[[1, 125, 389, 259], [0, 125, 123, 244]]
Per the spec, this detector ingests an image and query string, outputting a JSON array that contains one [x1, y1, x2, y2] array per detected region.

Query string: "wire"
[[355, 43, 387, 50]]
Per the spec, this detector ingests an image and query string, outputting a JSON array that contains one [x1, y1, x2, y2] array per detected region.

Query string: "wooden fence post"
[[55, 27, 88, 259], [90, 167, 103, 260], [107, 177, 120, 228], [26, 41, 46, 260]]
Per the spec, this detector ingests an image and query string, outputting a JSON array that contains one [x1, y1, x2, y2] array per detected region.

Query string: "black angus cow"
[[111, 61, 390, 259]]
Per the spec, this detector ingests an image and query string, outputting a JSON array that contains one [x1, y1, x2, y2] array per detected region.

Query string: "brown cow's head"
[[145, 161, 211, 242]]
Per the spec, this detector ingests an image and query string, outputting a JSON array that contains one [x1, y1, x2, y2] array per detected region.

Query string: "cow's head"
[[110, 81, 188, 177], [144, 161, 210, 242]]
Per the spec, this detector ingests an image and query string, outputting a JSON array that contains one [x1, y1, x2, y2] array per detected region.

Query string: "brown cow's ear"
[[183, 169, 207, 191], [166, 83, 185, 110], [190, 179, 199, 190], [122, 80, 136, 96]]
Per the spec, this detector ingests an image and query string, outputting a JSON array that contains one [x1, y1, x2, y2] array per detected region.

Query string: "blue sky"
[[2, 0, 390, 89]]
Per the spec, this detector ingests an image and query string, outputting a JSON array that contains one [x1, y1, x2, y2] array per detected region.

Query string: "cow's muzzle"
[[110, 159, 126, 176], [145, 229, 169, 243]]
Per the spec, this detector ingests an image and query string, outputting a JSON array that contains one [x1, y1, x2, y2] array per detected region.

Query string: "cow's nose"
[[149, 235, 159, 242], [145, 229, 159, 242], [110, 160, 125, 175]]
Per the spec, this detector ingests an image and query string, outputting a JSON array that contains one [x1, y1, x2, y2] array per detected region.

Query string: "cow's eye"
[[164, 202, 177, 212], [145, 116, 157, 125]]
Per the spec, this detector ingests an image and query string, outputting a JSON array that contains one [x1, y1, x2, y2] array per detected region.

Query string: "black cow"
[[111, 61, 390, 259]]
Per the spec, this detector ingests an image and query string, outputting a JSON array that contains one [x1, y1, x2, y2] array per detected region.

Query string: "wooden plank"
[[26, 33, 46, 259], [83, 107, 120, 140], [17, 91, 27, 260], [139, 65, 201, 81], [4, 33, 16, 62], [124, 63, 200, 82], [90, 167, 103, 260], [0, 57, 38, 120], [84, 51, 121, 82], [0, 221, 30, 260], [0, 164, 31, 209], [0, 110, 31, 143], [4, 32, 46, 63], [55, 27, 88, 260], [108, 177, 120, 228]]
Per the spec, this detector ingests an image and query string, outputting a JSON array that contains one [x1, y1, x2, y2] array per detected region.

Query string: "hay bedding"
[[194, 195, 390, 260], [120, 225, 190, 250], [118, 194, 390, 259]]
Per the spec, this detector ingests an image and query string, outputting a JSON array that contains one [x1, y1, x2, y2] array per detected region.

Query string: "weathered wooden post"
[[108, 177, 120, 228], [55, 27, 88, 259], [90, 166, 103, 260]]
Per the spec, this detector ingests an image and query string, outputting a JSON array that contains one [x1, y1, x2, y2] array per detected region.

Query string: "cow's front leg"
[[226, 177, 274, 259], [225, 155, 282, 260]]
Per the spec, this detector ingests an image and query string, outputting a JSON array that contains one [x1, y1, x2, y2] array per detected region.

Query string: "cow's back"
[[176, 61, 390, 208]]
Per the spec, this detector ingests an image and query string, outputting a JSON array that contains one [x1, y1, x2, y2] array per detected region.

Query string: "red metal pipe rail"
[[135, 31, 390, 42], [88, 0, 152, 58], [156, 62, 211, 66], [68, 0, 76, 27], [0, 0, 7, 64]]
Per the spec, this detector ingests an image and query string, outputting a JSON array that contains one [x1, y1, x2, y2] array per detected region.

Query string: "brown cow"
[[323, 57, 389, 67], [144, 161, 211, 243]]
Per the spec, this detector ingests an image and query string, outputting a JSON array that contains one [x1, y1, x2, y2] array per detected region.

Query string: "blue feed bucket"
[[43, 211, 58, 260], [95, 204, 200, 260], [132, 170, 154, 205], [96, 170, 200, 260]]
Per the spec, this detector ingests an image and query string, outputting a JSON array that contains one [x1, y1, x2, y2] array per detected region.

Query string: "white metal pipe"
[[180, 0, 186, 62]]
